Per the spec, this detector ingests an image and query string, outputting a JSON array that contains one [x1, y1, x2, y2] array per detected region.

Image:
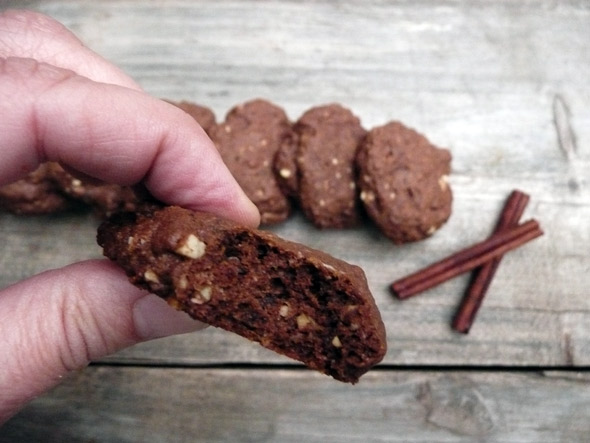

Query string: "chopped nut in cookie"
[[279, 304, 290, 318], [279, 168, 292, 179], [332, 336, 343, 348], [144, 269, 160, 283], [178, 274, 189, 289], [360, 190, 375, 203], [190, 286, 212, 304], [175, 234, 206, 259], [296, 313, 315, 330]]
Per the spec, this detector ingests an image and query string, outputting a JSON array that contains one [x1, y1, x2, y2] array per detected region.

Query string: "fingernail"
[[133, 294, 207, 340], [240, 194, 261, 227]]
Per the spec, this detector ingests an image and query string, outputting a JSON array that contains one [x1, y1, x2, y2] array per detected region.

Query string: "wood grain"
[[3, 366, 590, 443], [0, 0, 588, 368], [1, 1, 589, 440]]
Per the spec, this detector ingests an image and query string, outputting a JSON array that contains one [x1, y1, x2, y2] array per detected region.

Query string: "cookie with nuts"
[[48, 163, 142, 218], [280, 104, 366, 229], [0, 163, 74, 215], [97, 205, 387, 383], [210, 99, 296, 225], [356, 121, 452, 243]]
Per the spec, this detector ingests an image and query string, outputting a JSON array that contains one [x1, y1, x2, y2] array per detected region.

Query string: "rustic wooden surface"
[[3, 367, 590, 443], [1, 0, 589, 441]]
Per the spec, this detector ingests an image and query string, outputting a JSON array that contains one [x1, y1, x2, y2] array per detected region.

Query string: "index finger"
[[0, 9, 141, 91], [0, 57, 260, 227]]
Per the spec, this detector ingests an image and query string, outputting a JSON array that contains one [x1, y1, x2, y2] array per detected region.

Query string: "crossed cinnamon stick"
[[390, 190, 542, 333]]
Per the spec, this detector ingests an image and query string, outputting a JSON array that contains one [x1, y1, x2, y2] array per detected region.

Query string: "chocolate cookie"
[[285, 104, 366, 228], [273, 127, 299, 198], [167, 100, 216, 136], [211, 99, 296, 225], [0, 163, 73, 215], [97, 205, 387, 383], [356, 121, 452, 243], [48, 164, 142, 218]]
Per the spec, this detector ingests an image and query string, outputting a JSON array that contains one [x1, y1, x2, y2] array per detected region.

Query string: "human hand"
[[0, 9, 259, 423]]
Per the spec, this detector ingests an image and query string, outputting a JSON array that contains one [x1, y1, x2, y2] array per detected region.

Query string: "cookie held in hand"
[[97, 205, 387, 382]]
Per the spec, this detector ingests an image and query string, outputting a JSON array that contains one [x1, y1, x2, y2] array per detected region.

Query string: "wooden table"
[[1, 1, 589, 441]]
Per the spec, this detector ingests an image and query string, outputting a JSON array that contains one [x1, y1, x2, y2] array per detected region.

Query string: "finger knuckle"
[[0, 9, 80, 60], [0, 9, 70, 38]]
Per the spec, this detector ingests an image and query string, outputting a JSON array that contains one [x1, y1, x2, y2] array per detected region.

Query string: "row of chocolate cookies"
[[209, 99, 452, 244], [0, 98, 452, 244]]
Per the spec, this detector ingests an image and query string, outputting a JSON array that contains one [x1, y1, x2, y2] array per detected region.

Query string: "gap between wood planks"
[[89, 361, 590, 374]]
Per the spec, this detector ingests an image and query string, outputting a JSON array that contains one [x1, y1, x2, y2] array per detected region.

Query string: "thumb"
[[0, 259, 204, 423]]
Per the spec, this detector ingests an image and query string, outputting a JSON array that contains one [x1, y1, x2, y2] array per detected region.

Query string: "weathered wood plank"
[[0, 0, 588, 367], [3, 366, 590, 443]]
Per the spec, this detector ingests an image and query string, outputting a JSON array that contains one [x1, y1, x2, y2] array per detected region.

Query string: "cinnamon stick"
[[390, 219, 543, 300], [452, 190, 530, 333]]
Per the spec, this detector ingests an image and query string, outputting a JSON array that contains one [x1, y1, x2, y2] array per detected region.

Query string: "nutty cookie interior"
[[97, 206, 387, 383]]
